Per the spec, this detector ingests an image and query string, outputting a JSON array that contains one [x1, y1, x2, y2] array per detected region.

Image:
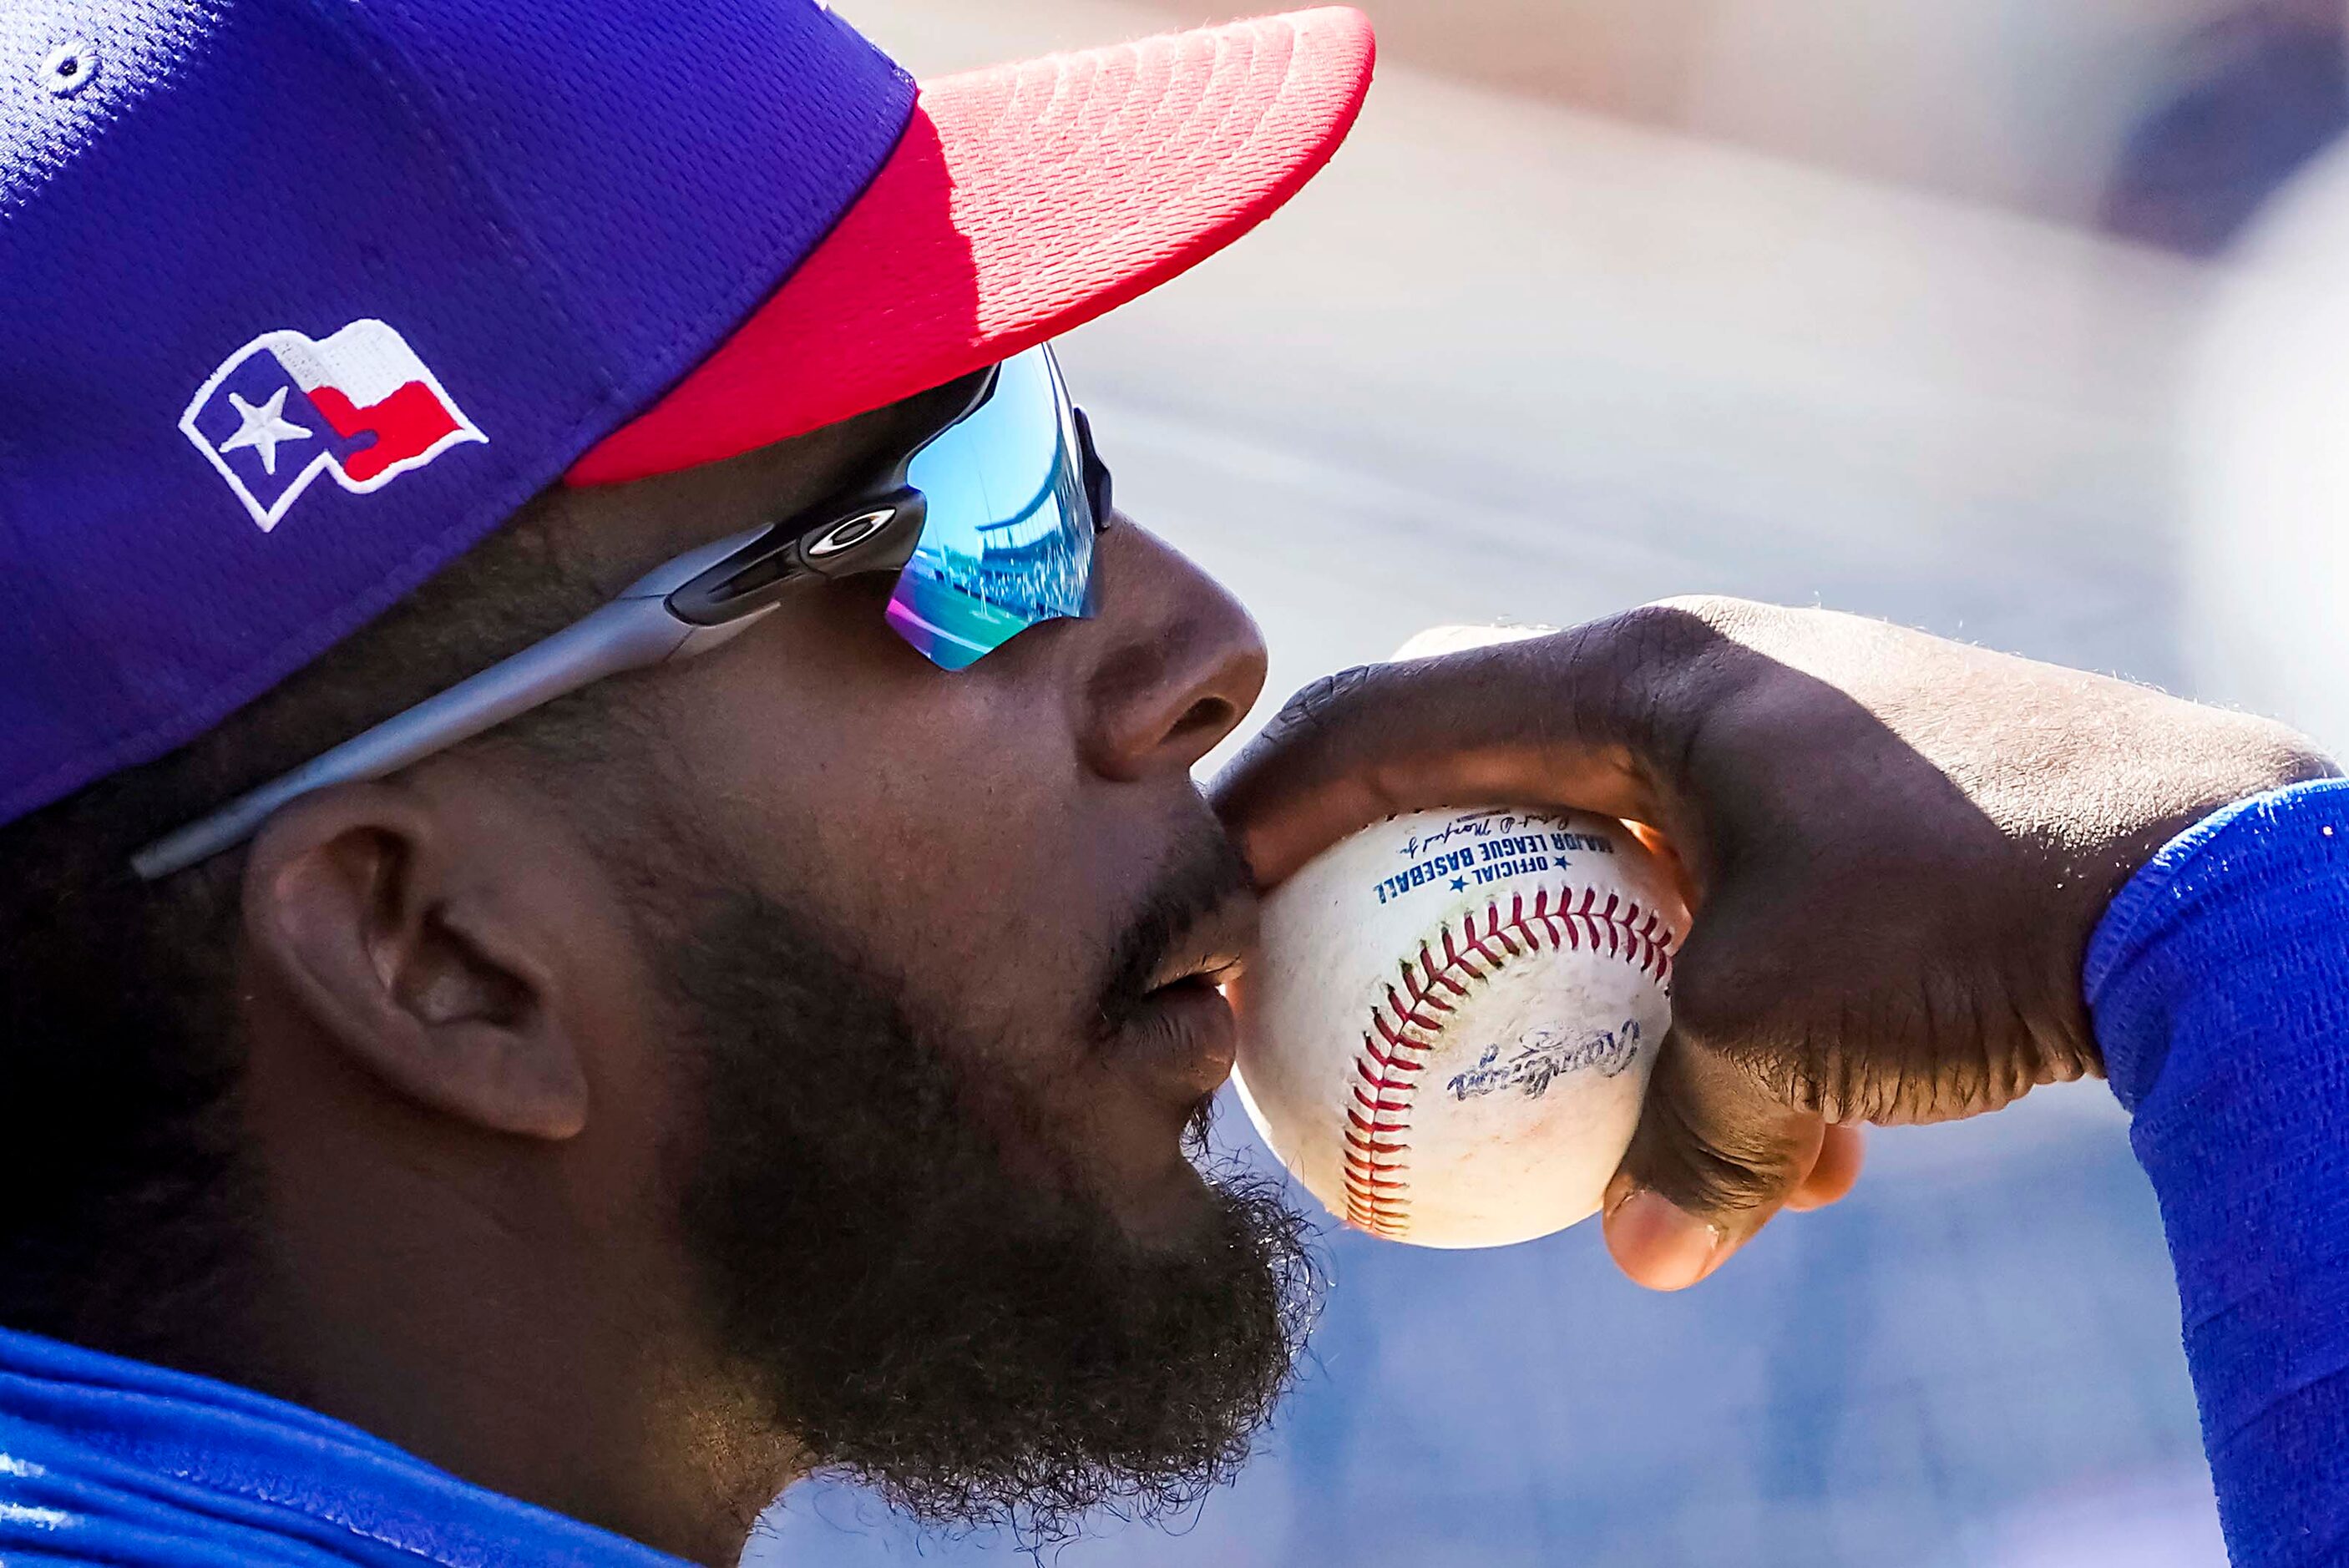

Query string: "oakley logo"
[[805, 508, 898, 559], [181, 320, 485, 531]]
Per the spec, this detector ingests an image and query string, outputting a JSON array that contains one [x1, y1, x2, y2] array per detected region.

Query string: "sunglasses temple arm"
[[129, 594, 747, 881]]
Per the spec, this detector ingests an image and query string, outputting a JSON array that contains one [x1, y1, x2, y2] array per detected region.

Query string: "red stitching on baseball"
[[1339, 884, 1675, 1239]]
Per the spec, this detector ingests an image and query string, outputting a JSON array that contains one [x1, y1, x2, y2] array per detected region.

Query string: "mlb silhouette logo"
[[180, 320, 486, 531]]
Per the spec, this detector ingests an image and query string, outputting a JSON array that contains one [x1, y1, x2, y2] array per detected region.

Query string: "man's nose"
[[1072, 519, 1268, 782]]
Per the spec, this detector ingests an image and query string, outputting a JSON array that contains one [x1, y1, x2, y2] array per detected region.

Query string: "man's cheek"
[[860, 858, 1092, 1032]]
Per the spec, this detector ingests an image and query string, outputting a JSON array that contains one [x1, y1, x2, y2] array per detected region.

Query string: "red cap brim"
[[565, 8, 1374, 487]]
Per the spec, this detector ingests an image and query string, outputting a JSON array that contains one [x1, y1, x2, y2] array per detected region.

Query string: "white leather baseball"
[[1233, 805, 1685, 1248]]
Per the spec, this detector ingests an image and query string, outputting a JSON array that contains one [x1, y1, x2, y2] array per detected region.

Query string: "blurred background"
[[751, 2, 2349, 1562]]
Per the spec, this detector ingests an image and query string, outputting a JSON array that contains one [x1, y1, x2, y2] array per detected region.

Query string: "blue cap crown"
[[0, 0, 916, 825]]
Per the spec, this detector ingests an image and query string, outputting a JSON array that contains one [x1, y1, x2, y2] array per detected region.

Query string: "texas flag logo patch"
[[180, 320, 485, 530]]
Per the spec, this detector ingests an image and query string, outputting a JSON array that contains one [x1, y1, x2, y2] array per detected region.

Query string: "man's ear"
[[240, 780, 590, 1141]]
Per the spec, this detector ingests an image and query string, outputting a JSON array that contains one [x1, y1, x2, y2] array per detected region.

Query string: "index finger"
[[1210, 619, 1671, 888]]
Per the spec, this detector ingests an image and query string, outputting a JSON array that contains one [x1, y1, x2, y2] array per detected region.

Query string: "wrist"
[[2082, 727, 2338, 955], [2085, 776, 2349, 1111]]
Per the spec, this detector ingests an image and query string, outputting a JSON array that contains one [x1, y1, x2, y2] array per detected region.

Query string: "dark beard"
[[663, 883, 1319, 1541]]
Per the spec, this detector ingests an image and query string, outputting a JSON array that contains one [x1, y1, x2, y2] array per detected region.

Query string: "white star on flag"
[[216, 387, 312, 475]]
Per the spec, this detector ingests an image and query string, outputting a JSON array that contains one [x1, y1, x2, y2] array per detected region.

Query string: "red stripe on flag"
[[309, 381, 461, 483]]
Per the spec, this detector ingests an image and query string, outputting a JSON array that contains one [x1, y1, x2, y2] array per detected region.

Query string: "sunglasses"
[[133, 343, 1110, 879]]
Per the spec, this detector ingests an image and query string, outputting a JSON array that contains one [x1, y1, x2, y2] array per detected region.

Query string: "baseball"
[[1233, 805, 1685, 1248], [1232, 622, 1686, 1248]]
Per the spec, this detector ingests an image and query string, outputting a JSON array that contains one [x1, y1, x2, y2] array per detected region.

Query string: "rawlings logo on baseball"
[[1232, 804, 1686, 1250], [1445, 1019, 1646, 1101]]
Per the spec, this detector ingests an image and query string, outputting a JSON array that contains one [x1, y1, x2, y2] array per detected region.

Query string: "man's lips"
[[1121, 979, 1240, 1100], [1116, 890, 1262, 1101]]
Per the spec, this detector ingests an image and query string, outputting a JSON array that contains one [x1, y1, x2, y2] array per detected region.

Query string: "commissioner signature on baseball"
[[1401, 808, 1584, 860], [1445, 1019, 1643, 1102]]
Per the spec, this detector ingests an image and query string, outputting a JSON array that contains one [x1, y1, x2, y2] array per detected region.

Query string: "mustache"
[[1094, 822, 1256, 1039]]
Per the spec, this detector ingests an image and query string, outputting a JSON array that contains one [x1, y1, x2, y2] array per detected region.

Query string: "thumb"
[[1601, 1028, 1825, 1290]]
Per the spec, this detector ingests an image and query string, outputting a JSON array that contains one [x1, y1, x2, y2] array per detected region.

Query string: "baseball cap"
[[0, 0, 1374, 830]]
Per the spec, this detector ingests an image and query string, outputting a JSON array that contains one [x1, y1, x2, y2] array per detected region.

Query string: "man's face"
[[525, 383, 1317, 1530]]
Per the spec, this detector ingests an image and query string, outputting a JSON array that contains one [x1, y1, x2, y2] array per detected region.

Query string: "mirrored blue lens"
[[884, 346, 1096, 671]]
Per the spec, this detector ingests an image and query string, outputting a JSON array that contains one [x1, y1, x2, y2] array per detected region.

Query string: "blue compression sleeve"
[[2087, 778, 2349, 1565]]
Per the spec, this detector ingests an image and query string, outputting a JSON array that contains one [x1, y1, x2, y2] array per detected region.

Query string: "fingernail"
[[1607, 1189, 1724, 1291]]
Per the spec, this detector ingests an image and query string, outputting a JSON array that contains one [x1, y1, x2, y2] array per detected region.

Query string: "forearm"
[[2086, 779, 2349, 1566]]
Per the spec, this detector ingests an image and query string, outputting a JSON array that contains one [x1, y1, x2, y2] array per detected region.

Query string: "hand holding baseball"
[[1214, 598, 2336, 1289]]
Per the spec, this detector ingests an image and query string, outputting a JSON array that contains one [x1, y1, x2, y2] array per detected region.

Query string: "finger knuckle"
[[1604, 601, 1721, 666], [1653, 1113, 1799, 1216], [1260, 664, 1381, 743], [1632, 1065, 1809, 1220], [1576, 603, 1752, 746]]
